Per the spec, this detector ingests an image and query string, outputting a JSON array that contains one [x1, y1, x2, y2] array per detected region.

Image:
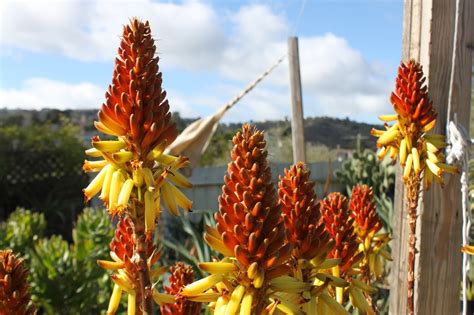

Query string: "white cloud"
[[0, 0, 226, 69], [0, 78, 201, 120], [0, 1, 393, 122], [213, 4, 392, 122], [0, 78, 103, 110]]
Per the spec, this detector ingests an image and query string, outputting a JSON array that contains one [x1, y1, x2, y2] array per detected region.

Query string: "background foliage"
[[0, 208, 114, 314], [0, 119, 88, 238]]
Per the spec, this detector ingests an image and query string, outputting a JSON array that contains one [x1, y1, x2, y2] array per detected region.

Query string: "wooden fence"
[[185, 161, 342, 211]]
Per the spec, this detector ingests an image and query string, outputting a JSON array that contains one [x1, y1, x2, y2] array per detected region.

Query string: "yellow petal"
[[142, 167, 155, 191], [83, 159, 108, 173], [162, 182, 179, 216], [412, 147, 420, 174], [144, 190, 156, 234], [399, 138, 407, 166], [152, 289, 175, 306], [199, 262, 237, 274], [85, 148, 102, 157], [181, 274, 223, 296], [377, 129, 399, 146], [128, 292, 136, 315], [378, 114, 398, 121], [167, 182, 193, 211], [239, 292, 253, 315], [117, 179, 134, 207], [462, 245, 474, 255], [83, 164, 110, 201], [168, 171, 193, 188], [106, 284, 122, 315], [426, 159, 442, 177], [99, 165, 115, 202], [97, 260, 125, 270], [93, 140, 126, 153], [403, 154, 413, 180], [113, 151, 134, 163], [109, 170, 125, 212], [225, 285, 246, 315]]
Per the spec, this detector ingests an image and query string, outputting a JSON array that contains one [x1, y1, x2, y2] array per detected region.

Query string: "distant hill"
[[215, 116, 380, 150], [0, 109, 381, 165]]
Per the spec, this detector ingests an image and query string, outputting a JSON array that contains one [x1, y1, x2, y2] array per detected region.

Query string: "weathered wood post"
[[390, 0, 473, 314], [288, 36, 306, 164]]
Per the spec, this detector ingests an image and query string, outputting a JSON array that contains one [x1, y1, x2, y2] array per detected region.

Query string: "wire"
[[289, 0, 308, 36]]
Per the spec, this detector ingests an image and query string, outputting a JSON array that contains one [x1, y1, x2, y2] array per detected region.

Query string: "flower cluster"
[[349, 184, 391, 281], [371, 60, 457, 188], [97, 217, 172, 314], [179, 127, 391, 314], [182, 125, 295, 314], [0, 249, 35, 314], [278, 163, 347, 314], [77, 17, 399, 315], [320, 193, 361, 278], [161, 262, 201, 315], [278, 162, 333, 261], [82, 18, 191, 220], [83, 18, 192, 314]]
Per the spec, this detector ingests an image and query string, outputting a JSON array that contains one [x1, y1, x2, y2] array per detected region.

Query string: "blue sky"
[[0, 0, 403, 123]]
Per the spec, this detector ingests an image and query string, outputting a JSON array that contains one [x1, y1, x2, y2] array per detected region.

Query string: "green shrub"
[[335, 149, 395, 232], [0, 208, 114, 314], [0, 120, 88, 237]]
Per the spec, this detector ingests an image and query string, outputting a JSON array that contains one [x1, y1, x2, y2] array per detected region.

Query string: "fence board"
[[187, 162, 342, 211]]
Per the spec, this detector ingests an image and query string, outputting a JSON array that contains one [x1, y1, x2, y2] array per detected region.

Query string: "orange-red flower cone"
[[349, 185, 391, 313], [182, 125, 294, 314], [278, 162, 333, 261], [96, 19, 176, 159], [320, 192, 360, 275], [85, 19, 192, 314], [0, 249, 35, 314], [349, 185, 382, 239], [215, 124, 291, 275], [320, 192, 365, 308], [161, 262, 201, 315], [97, 216, 168, 315]]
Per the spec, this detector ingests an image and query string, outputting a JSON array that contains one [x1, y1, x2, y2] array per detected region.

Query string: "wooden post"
[[390, 1, 474, 314], [288, 37, 306, 164]]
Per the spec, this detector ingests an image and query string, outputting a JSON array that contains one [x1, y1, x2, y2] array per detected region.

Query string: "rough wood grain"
[[288, 37, 306, 164], [390, 0, 473, 314]]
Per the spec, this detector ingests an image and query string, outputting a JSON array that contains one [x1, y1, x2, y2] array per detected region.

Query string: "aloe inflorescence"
[[0, 249, 36, 314], [349, 184, 391, 282], [371, 60, 457, 315], [278, 162, 333, 262], [181, 124, 297, 314], [278, 162, 349, 314], [83, 18, 192, 314], [161, 262, 201, 315]]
